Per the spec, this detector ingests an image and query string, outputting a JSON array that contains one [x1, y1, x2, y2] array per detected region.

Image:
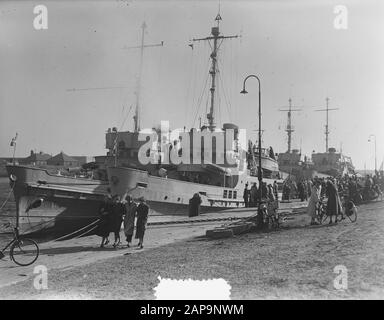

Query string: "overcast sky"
[[0, 0, 383, 170]]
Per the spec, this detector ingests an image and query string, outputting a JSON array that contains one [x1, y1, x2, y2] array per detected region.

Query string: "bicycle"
[[262, 200, 280, 230], [315, 200, 327, 224], [316, 195, 357, 224], [0, 222, 39, 266]]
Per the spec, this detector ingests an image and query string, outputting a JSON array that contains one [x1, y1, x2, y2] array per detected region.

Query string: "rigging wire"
[[217, 60, 233, 123], [190, 51, 212, 128], [184, 45, 195, 127], [216, 81, 221, 126], [192, 72, 210, 128], [189, 43, 201, 126], [234, 37, 240, 124]]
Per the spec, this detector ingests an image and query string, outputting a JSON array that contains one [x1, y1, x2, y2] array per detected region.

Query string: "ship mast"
[[315, 97, 339, 152], [192, 13, 238, 131], [125, 22, 164, 132], [278, 98, 302, 153]]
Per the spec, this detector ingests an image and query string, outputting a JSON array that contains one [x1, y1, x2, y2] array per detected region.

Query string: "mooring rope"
[[73, 224, 99, 239], [51, 218, 100, 242]]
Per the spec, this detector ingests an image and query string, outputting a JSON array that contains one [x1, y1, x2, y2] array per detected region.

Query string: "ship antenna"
[[124, 22, 164, 132], [315, 97, 339, 152], [192, 12, 238, 131]]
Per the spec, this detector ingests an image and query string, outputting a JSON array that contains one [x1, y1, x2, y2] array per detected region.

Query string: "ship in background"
[[312, 147, 355, 177], [311, 98, 355, 177], [107, 13, 285, 214], [278, 98, 355, 180], [277, 97, 355, 179], [277, 98, 318, 180]]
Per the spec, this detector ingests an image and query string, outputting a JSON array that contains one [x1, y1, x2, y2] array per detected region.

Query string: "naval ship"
[[276, 98, 318, 180], [277, 97, 355, 179], [107, 14, 284, 214], [311, 98, 355, 177]]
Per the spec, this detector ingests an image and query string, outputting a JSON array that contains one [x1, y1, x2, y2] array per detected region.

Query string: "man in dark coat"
[[96, 195, 113, 248], [189, 193, 202, 217], [273, 181, 279, 208], [123, 195, 137, 247], [250, 183, 258, 207], [243, 183, 250, 208], [298, 181, 306, 202], [111, 196, 125, 247], [135, 197, 149, 249], [282, 182, 291, 201], [326, 179, 343, 224]]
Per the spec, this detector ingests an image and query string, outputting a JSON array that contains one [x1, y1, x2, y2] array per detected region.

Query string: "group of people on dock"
[[242, 171, 383, 228], [283, 172, 383, 204], [282, 179, 313, 202], [243, 181, 279, 208], [306, 177, 342, 225], [95, 195, 149, 249], [336, 172, 383, 204], [307, 172, 383, 225]]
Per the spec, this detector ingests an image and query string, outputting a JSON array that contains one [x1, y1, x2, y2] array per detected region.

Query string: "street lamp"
[[368, 134, 377, 173], [240, 74, 263, 228]]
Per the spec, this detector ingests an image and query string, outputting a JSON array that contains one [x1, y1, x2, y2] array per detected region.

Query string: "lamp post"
[[368, 134, 377, 173], [241, 74, 263, 228]]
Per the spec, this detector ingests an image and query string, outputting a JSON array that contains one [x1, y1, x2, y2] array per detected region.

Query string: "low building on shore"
[[47, 152, 79, 167], [19, 150, 51, 166]]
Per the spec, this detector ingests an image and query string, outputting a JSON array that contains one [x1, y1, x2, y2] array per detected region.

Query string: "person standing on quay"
[[96, 195, 113, 248], [189, 193, 202, 217], [261, 182, 269, 200], [243, 183, 250, 207], [135, 196, 149, 249], [123, 195, 137, 247], [307, 179, 321, 225], [250, 183, 258, 207], [326, 179, 343, 224], [298, 180, 305, 202], [307, 179, 313, 197], [111, 195, 125, 247]]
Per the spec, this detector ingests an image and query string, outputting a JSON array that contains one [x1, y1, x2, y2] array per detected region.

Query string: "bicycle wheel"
[[345, 201, 357, 223], [319, 213, 329, 224], [317, 205, 328, 224], [10, 238, 39, 266]]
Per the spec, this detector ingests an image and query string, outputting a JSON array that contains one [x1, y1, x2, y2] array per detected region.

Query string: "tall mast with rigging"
[[124, 22, 164, 132], [315, 97, 339, 152], [192, 13, 238, 131], [278, 98, 302, 153]]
